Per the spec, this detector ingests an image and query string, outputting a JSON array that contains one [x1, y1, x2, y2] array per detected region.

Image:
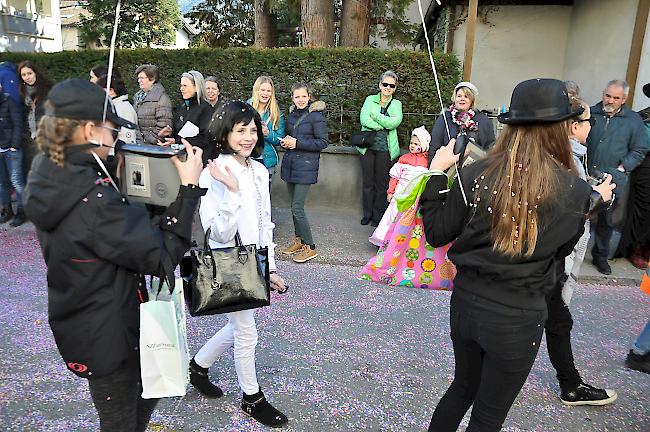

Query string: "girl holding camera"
[[421, 79, 615, 432], [24, 78, 205, 432]]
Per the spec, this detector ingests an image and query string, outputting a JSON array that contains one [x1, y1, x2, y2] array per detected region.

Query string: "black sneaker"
[[189, 358, 223, 398], [10, 209, 26, 227], [360, 217, 371, 226], [560, 382, 617, 406], [592, 259, 612, 275], [242, 389, 288, 428], [625, 349, 650, 374]]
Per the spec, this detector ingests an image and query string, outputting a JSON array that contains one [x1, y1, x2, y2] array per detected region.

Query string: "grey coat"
[[134, 82, 173, 144]]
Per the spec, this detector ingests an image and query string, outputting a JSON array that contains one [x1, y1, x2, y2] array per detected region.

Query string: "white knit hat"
[[454, 81, 479, 96], [411, 126, 431, 152]]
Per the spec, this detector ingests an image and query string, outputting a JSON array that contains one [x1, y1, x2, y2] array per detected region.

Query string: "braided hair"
[[36, 114, 83, 168]]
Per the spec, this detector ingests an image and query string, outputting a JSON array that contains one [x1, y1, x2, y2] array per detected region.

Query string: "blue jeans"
[[633, 319, 650, 355], [0, 149, 25, 210]]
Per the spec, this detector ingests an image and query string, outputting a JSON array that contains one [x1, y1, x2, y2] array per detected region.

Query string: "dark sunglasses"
[[574, 117, 595, 127], [381, 82, 396, 89]]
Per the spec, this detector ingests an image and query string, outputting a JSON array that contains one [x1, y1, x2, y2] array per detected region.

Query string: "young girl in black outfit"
[[421, 79, 615, 432], [24, 79, 205, 432]]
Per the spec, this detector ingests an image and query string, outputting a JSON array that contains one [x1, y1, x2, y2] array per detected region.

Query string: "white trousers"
[[194, 309, 259, 395]]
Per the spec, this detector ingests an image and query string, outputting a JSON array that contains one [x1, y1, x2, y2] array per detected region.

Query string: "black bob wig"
[[208, 100, 265, 159]]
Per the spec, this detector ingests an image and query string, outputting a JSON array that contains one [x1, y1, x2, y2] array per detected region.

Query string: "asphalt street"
[[1, 213, 648, 432]]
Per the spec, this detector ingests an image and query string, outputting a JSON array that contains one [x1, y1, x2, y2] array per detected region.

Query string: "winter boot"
[[241, 389, 288, 428], [189, 358, 223, 398], [281, 237, 303, 255]]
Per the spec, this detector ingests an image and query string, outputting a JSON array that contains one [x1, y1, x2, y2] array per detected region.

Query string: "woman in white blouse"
[[191, 100, 288, 429]]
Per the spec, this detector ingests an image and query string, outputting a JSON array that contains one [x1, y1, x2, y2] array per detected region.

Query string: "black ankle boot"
[[241, 389, 288, 428], [10, 209, 26, 227], [189, 358, 223, 398], [0, 207, 14, 224]]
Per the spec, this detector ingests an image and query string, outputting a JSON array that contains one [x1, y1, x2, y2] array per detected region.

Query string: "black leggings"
[[87, 366, 159, 432], [429, 292, 545, 432]]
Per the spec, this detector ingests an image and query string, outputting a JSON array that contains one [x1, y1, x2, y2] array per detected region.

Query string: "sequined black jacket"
[[421, 160, 592, 311], [24, 150, 204, 378]]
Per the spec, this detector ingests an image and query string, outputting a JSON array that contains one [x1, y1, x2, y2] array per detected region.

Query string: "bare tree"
[[340, 0, 371, 47], [300, 0, 334, 47]]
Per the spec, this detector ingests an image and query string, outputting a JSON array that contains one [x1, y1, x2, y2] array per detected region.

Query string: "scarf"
[[449, 104, 478, 132]]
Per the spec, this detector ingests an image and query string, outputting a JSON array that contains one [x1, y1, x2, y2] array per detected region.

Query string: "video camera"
[[116, 142, 185, 207], [447, 131, 486, 178]]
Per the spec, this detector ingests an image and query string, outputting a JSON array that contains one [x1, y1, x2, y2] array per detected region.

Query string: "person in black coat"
[[421, 79, 615, 432], [159, 70, 213, 165], [279, 83, 328, 263], [23, 79, 205, 432], [0, 83, 25, 226], [428, 81, 495, 166]]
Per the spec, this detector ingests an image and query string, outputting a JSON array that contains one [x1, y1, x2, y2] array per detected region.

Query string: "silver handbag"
[[181, 228, 270, 316]]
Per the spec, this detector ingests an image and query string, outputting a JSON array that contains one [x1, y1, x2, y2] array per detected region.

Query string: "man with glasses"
[[586, 80, 648, 274]]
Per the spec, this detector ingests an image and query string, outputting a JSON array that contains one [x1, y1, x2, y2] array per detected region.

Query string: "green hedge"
[[0, 48, 460, 147]]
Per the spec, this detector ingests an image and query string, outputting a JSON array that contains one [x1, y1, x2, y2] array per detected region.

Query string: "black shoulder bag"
[[350, 98, 394, 148]]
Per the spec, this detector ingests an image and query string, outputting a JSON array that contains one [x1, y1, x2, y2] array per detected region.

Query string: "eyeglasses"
[[100, 125, 120, 141], [381, 82, 396, 89], [574, 117, 595, 127]]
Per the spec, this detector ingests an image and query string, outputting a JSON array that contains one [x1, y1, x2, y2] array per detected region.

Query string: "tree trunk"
[[340, 0, 371, 47], [254, 0, 277, 48], [301, 0, 334, 47]]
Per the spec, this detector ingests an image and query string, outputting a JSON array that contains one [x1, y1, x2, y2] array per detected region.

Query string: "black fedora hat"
[[643, 82, 650, 99], [498, 78, 584, 125]]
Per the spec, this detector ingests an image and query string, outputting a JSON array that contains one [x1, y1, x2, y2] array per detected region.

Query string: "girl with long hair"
[[18, 60, 53, 179], [248, 76, 285, 186], [421, 79, 615, 432]]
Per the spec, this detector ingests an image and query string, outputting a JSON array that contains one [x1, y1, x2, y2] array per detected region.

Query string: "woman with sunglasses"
[[541, 94, 617, 408], [357, 70, 403, 227]]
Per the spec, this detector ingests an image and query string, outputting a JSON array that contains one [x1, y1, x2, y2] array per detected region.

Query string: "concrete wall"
[[271, 147, 363, 215], [632, 9, 650, 111], [451, 5, 572, 112], [563, 0, 639, 106]]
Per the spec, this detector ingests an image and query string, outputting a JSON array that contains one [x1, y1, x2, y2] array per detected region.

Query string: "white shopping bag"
[[140, 278, 189, 399]]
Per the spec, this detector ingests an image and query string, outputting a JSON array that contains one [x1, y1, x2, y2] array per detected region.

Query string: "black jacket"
[[428, 110, 495, 164], [0, 92, 22, 149], [24, 150, 204, 379], [172, 98, 213, 164], [281, 101, 329, 184], [421, 160, 591, 311]]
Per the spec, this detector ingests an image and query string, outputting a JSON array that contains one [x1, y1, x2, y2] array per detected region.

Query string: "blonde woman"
[[248, 76, 285, 184], [428, 81, 495, 164], [160, 70, 213, 164]]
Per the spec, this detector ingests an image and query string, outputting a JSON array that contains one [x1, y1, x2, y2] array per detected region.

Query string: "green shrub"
[[1, 47, 460, 146]]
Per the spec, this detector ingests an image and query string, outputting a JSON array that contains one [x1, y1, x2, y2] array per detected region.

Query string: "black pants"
[[429, 292, 545, 432], [87, 365, 159, 432], [545, 278, 582, 390], [360, 149, 391, 223]]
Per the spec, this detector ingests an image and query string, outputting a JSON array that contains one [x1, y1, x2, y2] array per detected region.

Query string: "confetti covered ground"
[[1, 214, 649, 432]]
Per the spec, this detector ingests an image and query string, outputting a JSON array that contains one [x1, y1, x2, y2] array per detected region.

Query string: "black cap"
[[498, 78, 584, 125], [45, 78, 136, 129]]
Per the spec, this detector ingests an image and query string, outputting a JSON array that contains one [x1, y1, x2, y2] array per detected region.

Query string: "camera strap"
[[91, 151, 120, 193]]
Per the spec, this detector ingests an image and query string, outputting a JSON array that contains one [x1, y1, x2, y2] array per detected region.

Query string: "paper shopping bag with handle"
[[140, 278, 189, 399]]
